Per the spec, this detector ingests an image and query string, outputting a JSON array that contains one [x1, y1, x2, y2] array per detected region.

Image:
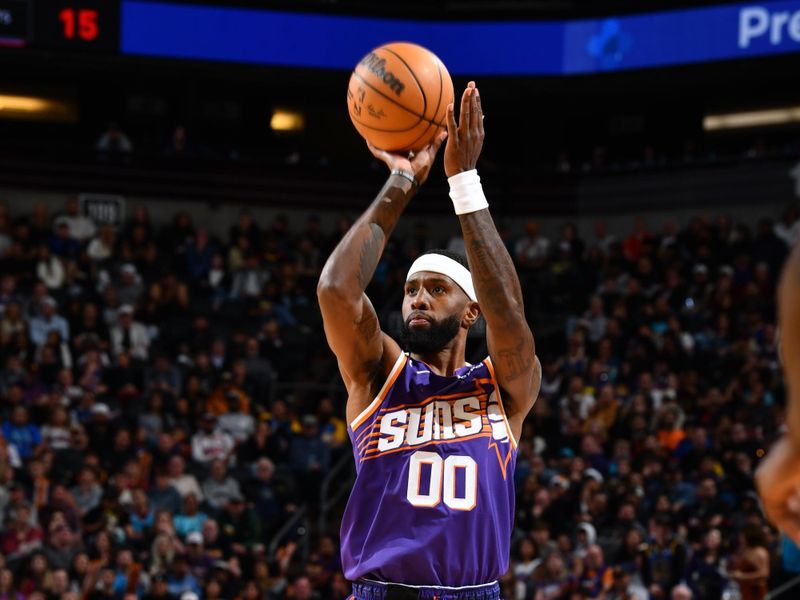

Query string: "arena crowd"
[[0, 196, 798, 600]]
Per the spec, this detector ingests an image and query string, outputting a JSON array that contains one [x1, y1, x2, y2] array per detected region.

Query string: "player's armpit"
[[487, 332, 539, 439]]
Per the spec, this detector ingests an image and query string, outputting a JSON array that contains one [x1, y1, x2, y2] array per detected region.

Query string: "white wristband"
[[448, 169, 489, 215]]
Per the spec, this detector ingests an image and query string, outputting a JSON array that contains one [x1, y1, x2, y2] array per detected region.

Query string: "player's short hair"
[[421, 249, 469, 271]]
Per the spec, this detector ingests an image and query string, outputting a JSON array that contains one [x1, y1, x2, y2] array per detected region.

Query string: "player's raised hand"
[[444, 81, 485, 177], [367, 130, 447, 187], [755, 435, 800, 543]]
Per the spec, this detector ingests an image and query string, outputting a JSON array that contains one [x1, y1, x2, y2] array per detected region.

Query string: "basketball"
[[347, 42, 454, 152]]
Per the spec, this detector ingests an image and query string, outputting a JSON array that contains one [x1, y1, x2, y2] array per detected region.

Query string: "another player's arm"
[[756, 242, 800, 542], [317, 135, 447, 405], [780, 243, 800, 442], [445, 83, 539, 437]]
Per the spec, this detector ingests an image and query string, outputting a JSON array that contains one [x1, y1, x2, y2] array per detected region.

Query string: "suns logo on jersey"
[[356, 390, 509, 456], [376, 391, 510, 451]]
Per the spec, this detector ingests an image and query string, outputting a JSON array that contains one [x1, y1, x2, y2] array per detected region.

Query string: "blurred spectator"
[[69, 466, 102, 516], [87, 225, 118, 263], [1, 502, 43, 563], [110, 305, 150, 361], [516, 221, 550, 271], [29, 297, 69, 347], [217, 494, 261, 558], [191, 414, 234, 467], [95, 122, 134, 155], [2, 407, 41, 460], [201, 460, 242, 512], [173, 495, 208, 539], [55, 197, 96, 243], [149, 470, 182, 516], [167, 455, 203, 501]]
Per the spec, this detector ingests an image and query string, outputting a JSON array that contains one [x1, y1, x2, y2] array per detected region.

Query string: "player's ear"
[[462, 301, 481, 328]]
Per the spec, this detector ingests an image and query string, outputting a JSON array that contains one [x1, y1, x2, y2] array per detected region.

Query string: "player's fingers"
[[366, 141, 388, 161], [475, 88, 485, 137], [446, 104, 458, 141], [469, 84, 480, 132], [459, 86, 472, 134], [430, 130, 447, 154]]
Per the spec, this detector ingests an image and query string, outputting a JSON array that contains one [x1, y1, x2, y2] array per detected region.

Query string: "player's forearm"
[[459, 208, 527, 329], [780, 244, 800, 446], [318, 173, 415, 301]]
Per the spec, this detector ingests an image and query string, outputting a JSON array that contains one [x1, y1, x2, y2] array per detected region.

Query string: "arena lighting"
[[703, 106, 800, 131], [0, 93, 76, 122], [270, 109, 305, 132]]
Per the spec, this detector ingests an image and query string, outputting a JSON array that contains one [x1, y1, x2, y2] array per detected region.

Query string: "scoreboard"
[[0, 0, 119, 51], [1, 0, 800, 75]]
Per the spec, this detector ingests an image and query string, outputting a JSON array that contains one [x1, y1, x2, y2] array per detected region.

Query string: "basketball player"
[[757, 242, 800, 543], [318, 81, 540, 600]]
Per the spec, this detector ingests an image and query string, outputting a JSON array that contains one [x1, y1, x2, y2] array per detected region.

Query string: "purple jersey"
[[341, 352, 518, 587]]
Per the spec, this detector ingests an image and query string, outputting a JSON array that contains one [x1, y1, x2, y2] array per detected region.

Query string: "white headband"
[[406, 254, 477, 302]]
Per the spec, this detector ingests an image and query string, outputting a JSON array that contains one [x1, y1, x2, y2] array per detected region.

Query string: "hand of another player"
[[367, 130, 447, 187], [755, 434, 800, 543], [444, 81, 485, 178]]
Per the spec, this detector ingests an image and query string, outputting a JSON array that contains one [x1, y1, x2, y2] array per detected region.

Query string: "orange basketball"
[[347, 42, 454, 153]]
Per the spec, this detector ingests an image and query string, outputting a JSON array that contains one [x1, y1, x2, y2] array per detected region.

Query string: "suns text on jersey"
[[376, 392, 509, 452]]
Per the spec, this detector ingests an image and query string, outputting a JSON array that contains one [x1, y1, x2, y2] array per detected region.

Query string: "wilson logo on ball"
[[360, 53, 405, 96], [367, 105, 386, 119]]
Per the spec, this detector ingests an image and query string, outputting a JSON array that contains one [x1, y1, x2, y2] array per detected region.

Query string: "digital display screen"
[[4, 1, 800, 75], [118, 0, 800, 75], [32, 0, 120, 50]]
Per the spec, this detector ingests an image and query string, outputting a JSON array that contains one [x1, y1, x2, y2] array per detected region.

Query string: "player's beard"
[[399, 314, 461, 355]]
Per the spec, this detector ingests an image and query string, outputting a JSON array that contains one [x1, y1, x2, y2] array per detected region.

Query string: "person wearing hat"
[[289, 414, 330, 501], [110, 305, 150, 362], [217, 491, 260, 558], [117, 263, 144, 306], [183, 531, 214, 582], [142, 573, 172, 600], [166, 554, 201, 600]]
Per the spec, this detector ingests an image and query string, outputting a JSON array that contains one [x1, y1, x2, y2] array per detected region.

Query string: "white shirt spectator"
[[36, 256, 65, 290], [202, 475, 242, 511], [54, 214, 96, 243], [191, 429, 234, 465], [110, 306, 150, 361], [515, 224, 550, 267], [87, 237, 114, 261], [29, 299, 69, 347], [218, 411, 255, 443], [170, 474, 204, 501], [41, 425, 71, 450]]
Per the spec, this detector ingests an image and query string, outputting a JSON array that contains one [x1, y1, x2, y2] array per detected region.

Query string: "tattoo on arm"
[[354, 183, 410, 288], [497, 338, 535, 381], [461, 211, 526, 318], [321, 178, 414, 297], [356, 224, 384, 289]]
